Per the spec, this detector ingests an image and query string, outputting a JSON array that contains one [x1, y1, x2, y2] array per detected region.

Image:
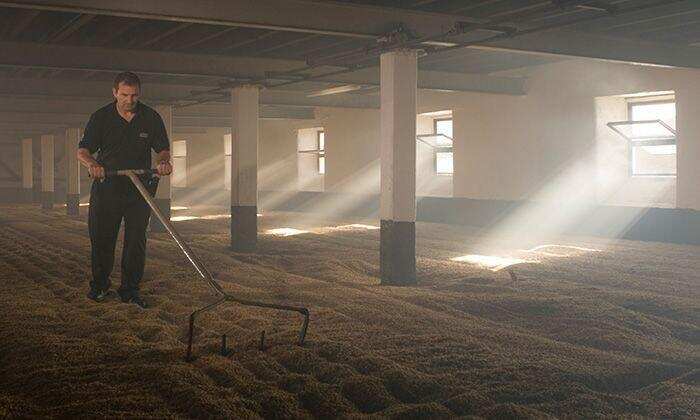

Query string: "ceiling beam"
[[9, 0, 585, 57], [255, 34, 320, 55], [0, 0, 416, 38], [474, 28, 700, 69], [172, 27, 239, 50], [89, 19, 141, 46], [136, 22, 194, 48], [296, 67, 527, 95], [3, 0, 698, 70], [0, 105, 315, 130], [636, 18, 700, 39], [220, 31, 277, 52], [0, 77, 366, 106], [410, 0, 442, 7], [43, 13, 96, 43], [0, 41, 527, 95], [450, 0, 504, 14], [8, 9, 41, 39], [0, 111, 88, 125], [567, 0, 698, 32], [0, 40, 303, 80], [296, 38, 361, 58]]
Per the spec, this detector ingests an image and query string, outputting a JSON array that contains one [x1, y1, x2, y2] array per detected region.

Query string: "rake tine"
[[186, 297, 227, 361], [116, 170, 311, 361]]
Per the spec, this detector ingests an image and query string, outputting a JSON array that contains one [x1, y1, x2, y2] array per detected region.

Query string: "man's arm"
[[155, 150, 172, 176], [77, 147, 104, 179]]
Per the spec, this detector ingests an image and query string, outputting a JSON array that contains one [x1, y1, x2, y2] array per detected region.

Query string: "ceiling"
[[0, 0, 699, 138]]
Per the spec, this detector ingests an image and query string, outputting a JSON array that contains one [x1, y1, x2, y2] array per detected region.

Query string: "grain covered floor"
[[0, 204, 698, 418]]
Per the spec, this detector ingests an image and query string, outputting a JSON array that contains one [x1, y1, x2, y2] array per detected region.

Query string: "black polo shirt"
[[79, 101, 170, 171]]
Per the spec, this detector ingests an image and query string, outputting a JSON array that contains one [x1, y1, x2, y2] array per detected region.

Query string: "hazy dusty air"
[[0, 1, 698, 418]]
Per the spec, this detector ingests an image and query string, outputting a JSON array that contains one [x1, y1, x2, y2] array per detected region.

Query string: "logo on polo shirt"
[[139, 132, 149, 139]]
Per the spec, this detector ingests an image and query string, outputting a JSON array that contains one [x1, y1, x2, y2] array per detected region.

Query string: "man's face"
[[113, 82, 140, 112]]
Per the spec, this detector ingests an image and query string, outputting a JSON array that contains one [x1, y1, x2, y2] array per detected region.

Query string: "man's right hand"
[[88, 164, 105, 179]]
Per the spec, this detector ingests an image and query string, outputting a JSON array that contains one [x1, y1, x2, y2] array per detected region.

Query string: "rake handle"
[[104, 168, 159, 177]]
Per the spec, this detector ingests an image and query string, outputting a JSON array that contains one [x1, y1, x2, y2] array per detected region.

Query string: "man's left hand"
[[156, 161, 172, 176]]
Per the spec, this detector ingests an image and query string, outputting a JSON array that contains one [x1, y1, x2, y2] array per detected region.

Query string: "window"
[[298, 129, 325, 175], [224, 134, 231, 190], [318, 130, 325, 175], [435, 118, 453, 140], [628, 100, 676, 176], [172, 140, 187, 187], [436, 152, 453, 174], [433, 118, 453, 175]]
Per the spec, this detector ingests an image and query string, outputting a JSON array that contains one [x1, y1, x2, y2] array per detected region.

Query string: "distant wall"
[[319, 107, 381, 194], [4, 59, 700, 217]]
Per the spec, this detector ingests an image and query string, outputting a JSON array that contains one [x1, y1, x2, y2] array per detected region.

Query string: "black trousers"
[[88, 176, 158, 296]]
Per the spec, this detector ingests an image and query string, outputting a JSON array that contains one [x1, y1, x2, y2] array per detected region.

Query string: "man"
[[77, 71, 172, 309]]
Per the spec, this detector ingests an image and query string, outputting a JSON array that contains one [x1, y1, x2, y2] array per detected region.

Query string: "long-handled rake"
[[105, 169, 310, 361]]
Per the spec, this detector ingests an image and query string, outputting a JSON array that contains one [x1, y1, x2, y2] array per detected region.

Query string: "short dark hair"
[[113, 71, 141, 90]]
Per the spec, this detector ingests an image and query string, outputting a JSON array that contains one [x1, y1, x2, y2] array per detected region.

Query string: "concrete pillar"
[[379, 50, 417, 285], [40, 134, 55, 210], [676, 83, 700, 210], [150, 105, 173, 232], [65, 128, 81, 215], [21, 138, 33, 203], [230, 85, 260, 252]]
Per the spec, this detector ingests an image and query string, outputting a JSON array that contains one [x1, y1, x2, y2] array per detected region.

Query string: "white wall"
[[175, 128, 229, 191], [452, 95, 538, 200], [259, 119, 300, 192], [145, 58, 700, 211], [318, 107, 381, 194]]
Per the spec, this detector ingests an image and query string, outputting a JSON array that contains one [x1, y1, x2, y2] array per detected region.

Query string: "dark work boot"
[[87, 288, 109, 302], [119, 289, 148, 309]]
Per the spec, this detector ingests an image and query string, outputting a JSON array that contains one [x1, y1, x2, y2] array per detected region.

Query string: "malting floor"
[[0, 204, 697, 418]]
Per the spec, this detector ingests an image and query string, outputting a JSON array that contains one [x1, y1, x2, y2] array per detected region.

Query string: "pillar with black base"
[[65, 128, 81, 216], [40, 134, 54, 210], [21, 138, 33, 203], [379, 49, 418, 285], [230, 85, 260, 252], [150, 105, 172, 232]]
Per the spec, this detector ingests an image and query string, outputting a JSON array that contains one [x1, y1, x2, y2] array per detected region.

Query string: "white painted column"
[[379, 50, 418, 285], [40, 134, 55, 210], [230, 85, 260, 252], [65, 128, 81, 215], [676, 83, 700, 210], [151, 105, 173, 232], [21, 138, 33, 203]]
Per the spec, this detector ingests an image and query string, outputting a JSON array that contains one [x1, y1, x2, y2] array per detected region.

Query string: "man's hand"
[[88, 163, 105, 179], [156, 160, 172, 176], [77, 148, 104, 179]]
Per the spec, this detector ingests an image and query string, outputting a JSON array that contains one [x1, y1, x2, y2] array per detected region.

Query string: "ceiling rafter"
[[171, 27, 239, 50], [256, 33, 320, 55], [219, 31, 278, 52], [41, 13, 96, 43], [9, 9, 41, 38], [89, 19, 142, 46], [451, 0, 512, 15], [605, 6, 700, 31], [138, 22, 194, 48]]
